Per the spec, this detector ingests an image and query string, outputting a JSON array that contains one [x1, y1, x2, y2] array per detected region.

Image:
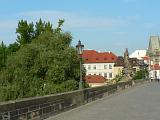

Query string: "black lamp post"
[[76, 40, 84, 89]]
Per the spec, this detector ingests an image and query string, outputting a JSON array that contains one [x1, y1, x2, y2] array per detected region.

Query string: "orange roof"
[[82, 50, 118, 63], [151, 64, 160, 70], [142, 56, 149, 60], [85, 75, 106, 83]]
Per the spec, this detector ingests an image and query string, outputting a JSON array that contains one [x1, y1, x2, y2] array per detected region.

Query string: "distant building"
[[130, 50, 147, 60], [85, 75, 107, 87], [114, 56, 141, 77], [82, 50, 118, 80], [147, 36, 160, 79], [147, 36, 160, 65], [130, 49, 149, 65]]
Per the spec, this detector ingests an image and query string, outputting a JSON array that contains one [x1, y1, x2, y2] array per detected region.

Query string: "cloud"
[[18, 10, 126, 29]]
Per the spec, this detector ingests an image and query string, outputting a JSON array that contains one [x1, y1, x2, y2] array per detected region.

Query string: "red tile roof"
[[151, 64, 160, 70], [142, 56, 149, 60], [82, 50, 118, 63], [85, 75, 106, 83]]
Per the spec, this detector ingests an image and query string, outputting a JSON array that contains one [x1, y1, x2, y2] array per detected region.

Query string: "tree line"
[[0, 19, 86, 102]]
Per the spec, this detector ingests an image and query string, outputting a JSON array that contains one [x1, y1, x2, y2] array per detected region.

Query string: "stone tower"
[[147, 36, 160, 65]]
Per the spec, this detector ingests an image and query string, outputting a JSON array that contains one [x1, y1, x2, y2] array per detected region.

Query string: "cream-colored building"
[[82, 50, 117, 80]]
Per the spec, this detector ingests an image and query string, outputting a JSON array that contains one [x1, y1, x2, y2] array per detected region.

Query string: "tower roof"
[[148, 36, 160, 51]]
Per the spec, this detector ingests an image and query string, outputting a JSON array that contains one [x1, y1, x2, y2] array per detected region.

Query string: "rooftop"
[[82, 50, 118, 63], [85, 75, 106, 83]]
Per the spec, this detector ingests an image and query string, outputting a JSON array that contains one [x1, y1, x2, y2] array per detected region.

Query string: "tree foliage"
[[0, 19, 84, 102], [0, 41, 7, 69], [133, 69, 148, 80]]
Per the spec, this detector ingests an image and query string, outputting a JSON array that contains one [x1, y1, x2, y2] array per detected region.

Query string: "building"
[[114, 56, 140, 77], [129, 50, 147, 60], [85, 75, 107, 87], [147, 36, 160, 65], [147, 36, 160, 78], [82, 50, 118, 80]]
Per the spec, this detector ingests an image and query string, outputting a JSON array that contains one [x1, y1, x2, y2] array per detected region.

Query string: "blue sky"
[[1, 0, 160, 55]]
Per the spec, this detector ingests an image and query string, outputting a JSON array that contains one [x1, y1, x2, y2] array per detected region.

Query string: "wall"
[[114, 66, 123, 77], [0, 80, 145, 120]]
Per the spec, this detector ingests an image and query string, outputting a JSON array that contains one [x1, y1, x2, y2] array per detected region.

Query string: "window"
[[104, 65, 107, 69], [83, 65, 86, 69], [88, 65, 91, 70], [93, 65, 96, 69], [155, 59, 159, 63], [99, 73, 102, 76], [109, 64, 112, 69], [109, 73, 112, 78], [104, 73, 107, 78]]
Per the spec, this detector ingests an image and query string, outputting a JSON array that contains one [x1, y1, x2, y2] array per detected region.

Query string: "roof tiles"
[[82, 50, 118, 63]]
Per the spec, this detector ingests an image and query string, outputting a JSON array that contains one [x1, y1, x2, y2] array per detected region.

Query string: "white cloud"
[[18, 10, 126, 29]]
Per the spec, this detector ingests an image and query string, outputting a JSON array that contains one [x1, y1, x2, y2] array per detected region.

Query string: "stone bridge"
[[0, 80, 153, 120], [47, 82, 160, 120]]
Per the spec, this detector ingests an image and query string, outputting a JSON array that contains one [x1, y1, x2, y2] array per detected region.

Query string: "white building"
[[82, 50, 117, 80], [129, 50, 147, 60], [130, 49, 149, 65]]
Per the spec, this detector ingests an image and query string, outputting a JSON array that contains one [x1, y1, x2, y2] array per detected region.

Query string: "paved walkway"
[[47, 82, 160, 120]]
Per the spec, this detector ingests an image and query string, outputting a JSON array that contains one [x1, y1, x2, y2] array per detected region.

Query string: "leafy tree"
[[16, 20, 34, 45], [34, 19, 53, 37], [133, 69, 148, 80], [0, 19, 84, 101], [0, 41, 7, 69], [55, 19, 65, 33], [7, 42, 20, 54]]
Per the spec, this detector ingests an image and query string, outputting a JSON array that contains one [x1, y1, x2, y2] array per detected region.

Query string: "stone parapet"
[[0, 80, 146, 120]]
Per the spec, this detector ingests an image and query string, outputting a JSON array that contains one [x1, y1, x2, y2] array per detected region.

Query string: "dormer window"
[[96, 58, 99, 60]]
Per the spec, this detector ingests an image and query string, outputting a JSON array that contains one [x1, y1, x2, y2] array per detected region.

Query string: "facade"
[[147, 36, 160, 79], [150, 64, 160, 79], [82, 50, 118, 80]]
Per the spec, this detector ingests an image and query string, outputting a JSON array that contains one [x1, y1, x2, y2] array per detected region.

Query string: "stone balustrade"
[[0, 80, 146, 120]]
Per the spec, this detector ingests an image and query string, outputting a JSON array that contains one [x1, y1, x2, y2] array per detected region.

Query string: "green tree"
[[133, 69, 148, 80], [35, 19, 53, 38], [0, 41, 7, 69], [0, 19, 83, 101], [16, 20, 34, 45], [7, 42, 20, 54]]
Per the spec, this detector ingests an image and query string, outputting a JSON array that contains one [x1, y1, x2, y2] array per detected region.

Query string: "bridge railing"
[[0, 80, 147, 120]]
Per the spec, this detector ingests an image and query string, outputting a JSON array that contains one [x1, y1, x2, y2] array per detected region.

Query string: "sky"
[[1, 0, 160, 55]]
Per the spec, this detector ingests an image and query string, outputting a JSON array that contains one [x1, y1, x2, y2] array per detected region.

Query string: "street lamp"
[[76, 40, 84, 89]]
